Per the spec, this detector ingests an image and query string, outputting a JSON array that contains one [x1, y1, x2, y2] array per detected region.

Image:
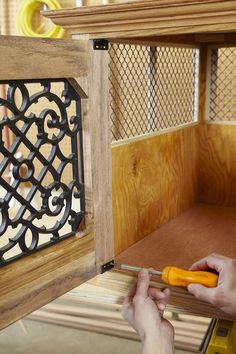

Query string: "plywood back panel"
[[198, 123, 236, 207], [112, 125, 199, 255]]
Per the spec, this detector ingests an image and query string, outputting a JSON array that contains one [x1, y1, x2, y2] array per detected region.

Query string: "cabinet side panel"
[[199, 124, 236, 206], [198, 45, 236, 207], [113, 125, 199, 255]]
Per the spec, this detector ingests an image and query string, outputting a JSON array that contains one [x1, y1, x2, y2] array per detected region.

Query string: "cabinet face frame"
[[0, 35, 115, 329]]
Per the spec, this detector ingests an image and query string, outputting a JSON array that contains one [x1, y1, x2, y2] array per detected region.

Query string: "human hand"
[[122, 269, 174, 354], [188, 253, 236, 317]]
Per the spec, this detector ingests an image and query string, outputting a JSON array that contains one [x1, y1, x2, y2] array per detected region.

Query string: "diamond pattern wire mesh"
[[109, 43, 199, 141], [208, 47, 236, 121], [0, 79, 84, 265]]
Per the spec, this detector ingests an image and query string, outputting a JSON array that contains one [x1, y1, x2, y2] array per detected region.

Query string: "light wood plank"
[[0, 233, 96, 330], [72, 270, 233, 320], [87, 42, 114, 269], [70, 37, 114, 269], [112, 126, 199, 255], [0, 36, 88, 80], [44, 0, 236, 38], [29, 303, 208, 351]]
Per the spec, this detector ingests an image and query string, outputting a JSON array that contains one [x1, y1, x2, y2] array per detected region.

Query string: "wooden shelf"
[[116, 203, 236, 270]]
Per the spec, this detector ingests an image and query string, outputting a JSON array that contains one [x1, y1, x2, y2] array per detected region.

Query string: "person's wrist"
[[142, 334, 161, 354], [142, 334, 174, 354]]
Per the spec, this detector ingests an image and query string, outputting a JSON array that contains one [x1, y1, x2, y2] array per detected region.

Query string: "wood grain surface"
[[0, 35, 88, 80], [112, 126, 199, 255], [44, 0, 236, 38], [29, 277, 212, 351], [0, 233, 96, 330], [199, 124, 236, 207], [116, 203, 236, 272], [109, 33, 236, 45], [69, 270, 233, 320], [87, 42, 115, 269]]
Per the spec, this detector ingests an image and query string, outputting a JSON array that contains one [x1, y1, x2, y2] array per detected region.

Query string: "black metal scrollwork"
[[0, 79, 85, 265]]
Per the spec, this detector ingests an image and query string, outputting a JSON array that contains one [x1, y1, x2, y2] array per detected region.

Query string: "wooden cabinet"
[[44, 0, 236, 321], [2, 0, 236, 329], [0, 36, 113, 329]]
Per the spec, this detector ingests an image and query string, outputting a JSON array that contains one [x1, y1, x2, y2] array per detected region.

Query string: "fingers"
[[148, 287, 170, 302], [148, 288, 165, 312], [122, 282, 137, 321], [123, 282, 137, 306], [148, 287, 171, 314], [189, 253, 228, 273], [121, 301, 133, 321], [162, 287, 171, 301], [187, 283, 217, 304], [134, 269, 150, 299]]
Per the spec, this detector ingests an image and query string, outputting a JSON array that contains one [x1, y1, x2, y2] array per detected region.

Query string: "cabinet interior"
[[111, 42, 236, 271]]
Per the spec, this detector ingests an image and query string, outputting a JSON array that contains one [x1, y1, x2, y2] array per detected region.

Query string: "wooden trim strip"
[[43, 0, 236, 38], [109, 36, 199, 47], [206, 120, 236, 125], [111, 122, 199, 147], [87, 42, 115, 270], [82, 23, 236, 40], [43, 0, 236, 21], [61, 11, 236, 31], [76, 270, 234, 320], [68, 17, 236, 34]]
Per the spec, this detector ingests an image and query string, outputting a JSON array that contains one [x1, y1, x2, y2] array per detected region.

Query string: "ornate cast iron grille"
[[109, 43, 199, 141], [208, 47, 236, 121], [0, 79, 85, 265]]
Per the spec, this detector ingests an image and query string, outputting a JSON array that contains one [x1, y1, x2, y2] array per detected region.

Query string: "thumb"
[[188, 284, 217, 304], [135, 269, 150, 298]]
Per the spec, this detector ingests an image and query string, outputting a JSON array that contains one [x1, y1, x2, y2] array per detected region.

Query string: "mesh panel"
[[109, 43, 199, 141], [208, 47, 236, 121]]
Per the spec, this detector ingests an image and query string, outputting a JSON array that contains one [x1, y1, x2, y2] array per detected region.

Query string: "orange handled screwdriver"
[[116, 264, 218, 288]]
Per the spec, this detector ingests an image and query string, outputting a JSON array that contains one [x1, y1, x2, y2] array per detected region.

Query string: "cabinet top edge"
[[43, 0, 236, 39]]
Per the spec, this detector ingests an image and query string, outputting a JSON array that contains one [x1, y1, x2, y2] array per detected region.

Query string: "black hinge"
[[93, 39, 109, 51], [101, 259, 114, 273]]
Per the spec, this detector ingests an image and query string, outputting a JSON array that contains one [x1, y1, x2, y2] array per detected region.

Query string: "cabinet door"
[[0, 36, 114, 329]]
